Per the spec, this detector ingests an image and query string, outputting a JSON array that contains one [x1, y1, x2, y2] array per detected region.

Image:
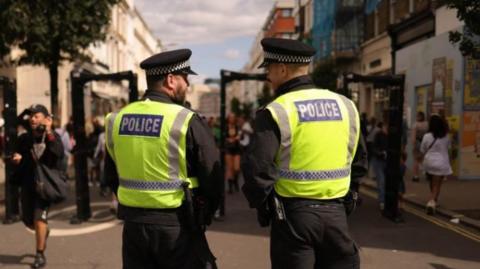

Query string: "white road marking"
[[26, 202, 122, 237]]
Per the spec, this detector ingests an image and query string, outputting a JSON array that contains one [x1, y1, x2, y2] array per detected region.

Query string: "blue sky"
[[186, 36, 255, 80], [135, 0, 273, 82]]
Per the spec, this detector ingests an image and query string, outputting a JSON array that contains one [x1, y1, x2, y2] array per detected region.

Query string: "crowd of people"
[[361, 111, 452, 216], [207, 114, 253, 195], [2, 36, 459, 269]]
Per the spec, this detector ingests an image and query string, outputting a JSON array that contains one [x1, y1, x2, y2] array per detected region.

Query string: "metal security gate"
[[342, 73, 406, 222], [1, 76, 19, 224], [70, 71, 137, 224]]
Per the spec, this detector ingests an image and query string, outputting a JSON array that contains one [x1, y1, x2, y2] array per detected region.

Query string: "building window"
[[281, 9, 292, 17], [369, 59, 382, 69]]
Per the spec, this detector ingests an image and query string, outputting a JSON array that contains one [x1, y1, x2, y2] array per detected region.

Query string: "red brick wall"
[[394, 0, 410, 23], [414, 0, 431, 13], [377, 0, 390, 34], [265, 10, 295, 37], [365, 13, 375, 41]]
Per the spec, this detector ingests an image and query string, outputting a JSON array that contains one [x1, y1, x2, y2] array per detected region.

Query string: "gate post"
[[70, 72, 91, 224], [2, 77, 20, 224]]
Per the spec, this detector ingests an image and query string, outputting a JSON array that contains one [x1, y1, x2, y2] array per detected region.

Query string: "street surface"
[[1, 185, 480, 268]]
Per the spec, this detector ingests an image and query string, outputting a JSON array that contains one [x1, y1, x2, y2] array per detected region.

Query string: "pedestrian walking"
[[371, 121, 388, 210], [104, 49, 221, 269], [225, 113, 241, 193], [411, 111, 428, 182], [421, 114, 452, 215], [53, 118, 71, 172], [366, 116, 378, 165], [238, 114, 253, 152], [242, 38, 368, 269], [11, 104, 64, 268]]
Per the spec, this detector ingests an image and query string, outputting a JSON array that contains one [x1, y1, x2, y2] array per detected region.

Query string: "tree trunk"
[[49, 63, 59, 116]]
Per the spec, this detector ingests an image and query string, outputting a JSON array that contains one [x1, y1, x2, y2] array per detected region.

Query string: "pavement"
[[362, 170, 480, 231], [5, 162, 480, 231], [1, 184, 480, 268]]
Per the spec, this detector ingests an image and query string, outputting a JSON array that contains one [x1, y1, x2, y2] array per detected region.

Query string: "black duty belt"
[[281, 197, 343, 207]]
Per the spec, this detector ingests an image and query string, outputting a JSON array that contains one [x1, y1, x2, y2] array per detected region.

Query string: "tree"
[[230, 97, 242, 116], [0, 0, 119, 115], [242, 102, 254, 118], [310, 59, 339, 91], [442, 0, 480, 57]]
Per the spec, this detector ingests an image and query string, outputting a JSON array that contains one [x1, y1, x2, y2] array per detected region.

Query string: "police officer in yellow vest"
[[242, 38, 368, 269], [104, 49, 221, 269]]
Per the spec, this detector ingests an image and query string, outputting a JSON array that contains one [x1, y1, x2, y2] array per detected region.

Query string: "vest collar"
[[275, 75, 315, 97], [142, 90, 174, 103]]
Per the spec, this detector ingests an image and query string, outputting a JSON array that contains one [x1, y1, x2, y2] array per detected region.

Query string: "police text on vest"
[[295, 99, 343, 122], [119, 114, 163, 137]]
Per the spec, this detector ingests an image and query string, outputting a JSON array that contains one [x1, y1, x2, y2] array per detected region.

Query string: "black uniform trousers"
[[270, 199, 359, 269], [123, 220, 207, 269]]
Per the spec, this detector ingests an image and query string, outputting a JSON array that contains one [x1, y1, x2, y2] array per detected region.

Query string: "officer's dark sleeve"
[[104, 150, 119, 195], [241, 109, 280, 209], [350, 134, 368, 190], [186, 114, 222, 213]]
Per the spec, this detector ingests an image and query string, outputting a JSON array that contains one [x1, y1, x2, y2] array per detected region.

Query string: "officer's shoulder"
[[182, 108, 210, 126], [256, 99, 277, 112]]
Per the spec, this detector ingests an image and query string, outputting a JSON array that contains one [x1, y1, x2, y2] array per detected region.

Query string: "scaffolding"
[[312, 0, 365, 60], [365, 0, 382, 15]]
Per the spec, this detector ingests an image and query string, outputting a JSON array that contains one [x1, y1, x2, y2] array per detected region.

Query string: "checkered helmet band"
[[145, 60, 190, 76], [264, 51, 313, 64]]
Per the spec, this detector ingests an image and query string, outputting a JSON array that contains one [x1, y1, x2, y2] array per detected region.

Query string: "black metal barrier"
[[70, 71, 137, 224], [217, 70, 267, 217], [1, 76, 20, 224], [342, 73, 406, 222]]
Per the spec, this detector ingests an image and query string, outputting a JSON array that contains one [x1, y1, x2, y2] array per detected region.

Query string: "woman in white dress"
[[420, 114, 452, 215]]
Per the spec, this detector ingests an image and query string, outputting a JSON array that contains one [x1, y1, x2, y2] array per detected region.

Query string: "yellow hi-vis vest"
[[266, 89, 360, 200], [105, 99, 198, 209]]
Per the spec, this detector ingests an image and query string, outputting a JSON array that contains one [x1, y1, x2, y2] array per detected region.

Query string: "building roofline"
[[133, 7, 158, 41]]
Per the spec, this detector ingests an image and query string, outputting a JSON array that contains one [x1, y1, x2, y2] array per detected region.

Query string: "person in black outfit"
[[371, 122, 388, 210], [242, 38, 368, 269], [225, 113, 241, 193], [11, 104, 64, 269], [104, 49, 222, 269]]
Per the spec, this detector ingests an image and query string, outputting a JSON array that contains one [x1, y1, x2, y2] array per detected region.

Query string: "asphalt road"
[[0, 186, 479, 268]]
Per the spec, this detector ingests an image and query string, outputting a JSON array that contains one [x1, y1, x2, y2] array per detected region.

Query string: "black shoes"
[[31, 253, 46, 268]]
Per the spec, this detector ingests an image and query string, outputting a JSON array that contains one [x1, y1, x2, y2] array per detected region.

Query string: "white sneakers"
[[426, 200, 436, 215]]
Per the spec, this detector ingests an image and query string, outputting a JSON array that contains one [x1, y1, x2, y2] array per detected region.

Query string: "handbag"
[[31, 144, 68, 204]]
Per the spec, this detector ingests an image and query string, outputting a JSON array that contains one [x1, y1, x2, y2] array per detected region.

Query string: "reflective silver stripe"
[[338, 95, 358, 163], [278, 167, 351, 181], [269, 102, 291, 169], [106, 113, 118, 155], [120, 178, 183, 190], [168, 109, 191, 180]]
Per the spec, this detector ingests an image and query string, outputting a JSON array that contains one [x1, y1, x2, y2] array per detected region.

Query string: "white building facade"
[[0, 0, 160, 126]]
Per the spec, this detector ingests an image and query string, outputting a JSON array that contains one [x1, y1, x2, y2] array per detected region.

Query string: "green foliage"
[[242, 102, 254, 118], [230, 97, 242, 116], [441, 0, 480, 57], [0, 0, 119, 112], [310, 60, 339, 91]]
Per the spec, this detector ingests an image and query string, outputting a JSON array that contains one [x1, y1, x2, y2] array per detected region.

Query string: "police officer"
[[104, 49, 222, 269], [242, 38, 368, 269]]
